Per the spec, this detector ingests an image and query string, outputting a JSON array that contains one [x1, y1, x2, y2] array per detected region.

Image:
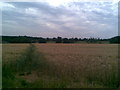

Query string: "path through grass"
[[2, 44, 40, 88], [2, 44, 119, 88]]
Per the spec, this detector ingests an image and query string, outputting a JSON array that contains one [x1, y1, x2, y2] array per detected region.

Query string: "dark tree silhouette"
[[109, 36, 120, 44], [56, 37, 62, 43], [2, 35, 119, 44]]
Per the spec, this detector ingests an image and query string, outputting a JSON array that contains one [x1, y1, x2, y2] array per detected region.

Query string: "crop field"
[[2, 44, 119, 88], [2, 44, 29, 63]]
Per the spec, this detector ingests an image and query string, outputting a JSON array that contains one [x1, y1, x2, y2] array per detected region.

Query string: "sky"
[[0, 0, 119, 38]]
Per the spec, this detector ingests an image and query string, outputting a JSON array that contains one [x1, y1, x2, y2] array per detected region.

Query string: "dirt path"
[[16, 44, 39, 75], [16, 44, 50, 83]]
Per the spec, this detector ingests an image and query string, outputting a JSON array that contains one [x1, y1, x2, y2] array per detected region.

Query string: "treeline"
[[1, 36, 120, 44], [109, 36, 120, 44]]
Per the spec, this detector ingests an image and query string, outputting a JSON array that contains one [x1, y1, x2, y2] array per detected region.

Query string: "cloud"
[[25, 8, 38, 15], [0, 2, 15, 8], [0, 2, 15, 11], [2, 1, 118, 38], [1, 0, 119, 3]]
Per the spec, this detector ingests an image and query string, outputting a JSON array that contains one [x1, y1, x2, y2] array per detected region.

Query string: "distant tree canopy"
[[56, 37, 62, 43], [2, 36, 46, 43], [109, 36, 120, 44], [1, 36, 120, 44]]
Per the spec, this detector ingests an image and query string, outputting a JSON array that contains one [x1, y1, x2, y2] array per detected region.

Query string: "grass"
[[35, 43, 119, 88], [0, 44, 2, 89], [2, 43, 119, 88], [2, 44, 59, 88], [2, 44, 29, 88]]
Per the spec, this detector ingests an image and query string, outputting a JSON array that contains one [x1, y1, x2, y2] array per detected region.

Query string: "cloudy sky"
[[1, 0, 118, 38]]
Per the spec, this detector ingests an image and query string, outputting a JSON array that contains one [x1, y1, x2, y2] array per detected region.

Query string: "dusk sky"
[[1, 0, 118, 38]]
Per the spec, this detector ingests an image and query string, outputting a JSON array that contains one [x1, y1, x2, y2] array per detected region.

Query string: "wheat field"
[[35, 44, 118, 88], [2, 44, 119, 88], [2, 44, 29, 63]]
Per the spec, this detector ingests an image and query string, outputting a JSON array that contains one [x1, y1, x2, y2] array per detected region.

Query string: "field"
[[2, 44, 29, 63], [2, 43, 119, 88]]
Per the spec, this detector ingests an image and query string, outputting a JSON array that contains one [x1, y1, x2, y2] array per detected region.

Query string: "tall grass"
[[2, 44, 58, 88], [35, 44, 119, 88], [2, 44, 35, 88], [2, 44, 119, 88]]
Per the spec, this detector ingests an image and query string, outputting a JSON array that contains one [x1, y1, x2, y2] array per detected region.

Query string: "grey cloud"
[[2, 1, 118, 38]]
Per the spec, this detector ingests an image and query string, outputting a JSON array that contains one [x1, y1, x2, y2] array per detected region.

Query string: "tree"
[[63, 38, 70, 43], [56, 37, 62, 43], [38, 38, 46, 43], [109, 36, 120, 44]]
